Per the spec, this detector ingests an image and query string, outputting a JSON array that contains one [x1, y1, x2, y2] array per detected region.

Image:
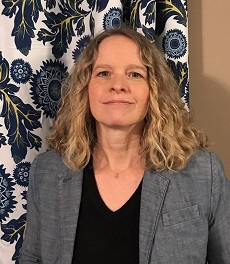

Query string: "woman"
[[20, 28, 230, 263]]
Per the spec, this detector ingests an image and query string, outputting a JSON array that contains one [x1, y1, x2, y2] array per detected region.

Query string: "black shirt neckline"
[[86, 158, 143, 220]]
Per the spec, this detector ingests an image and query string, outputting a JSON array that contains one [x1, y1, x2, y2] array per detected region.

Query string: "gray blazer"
[[20, 150, 230, 264]]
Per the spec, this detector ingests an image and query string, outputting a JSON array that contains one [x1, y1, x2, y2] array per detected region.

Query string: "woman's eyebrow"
[[93, 64, 112, 71], [126, 64, 147, 72], [93, 64, 147, 72]]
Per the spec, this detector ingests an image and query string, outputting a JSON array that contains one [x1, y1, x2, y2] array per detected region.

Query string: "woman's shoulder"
[[184, 149, 227, 183], [188, 149, 224, 171], [33, 149, 64, 167], [29, 150, 68, 188], [191, 149, 221, 161], [160, 149, 226, 182]]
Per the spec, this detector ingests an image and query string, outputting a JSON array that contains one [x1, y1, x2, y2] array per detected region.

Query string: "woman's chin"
[[96, 120, 144, 132]]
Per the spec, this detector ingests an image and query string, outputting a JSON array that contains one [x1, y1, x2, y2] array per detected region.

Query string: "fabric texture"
[[19, 150, 230, 264], [0, 1, 189, 263], [72, 159, 141, 263]]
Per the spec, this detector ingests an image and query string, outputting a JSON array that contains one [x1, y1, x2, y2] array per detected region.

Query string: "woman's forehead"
[[94, 35, 143, 65]]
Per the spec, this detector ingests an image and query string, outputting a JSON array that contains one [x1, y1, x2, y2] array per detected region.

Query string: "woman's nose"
[[110, 75, 128, 93]]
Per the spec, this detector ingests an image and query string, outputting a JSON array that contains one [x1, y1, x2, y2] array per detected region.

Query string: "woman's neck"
[[93, 125, 144, 170]]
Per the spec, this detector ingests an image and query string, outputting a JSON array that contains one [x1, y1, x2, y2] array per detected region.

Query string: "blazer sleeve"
[[206, 152, 230, 263], [19, 156, 43, 263]]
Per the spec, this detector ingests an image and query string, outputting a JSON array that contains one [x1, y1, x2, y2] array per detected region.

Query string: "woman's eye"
[[98, 71, 110, 77], [129, 72, 142, 78]]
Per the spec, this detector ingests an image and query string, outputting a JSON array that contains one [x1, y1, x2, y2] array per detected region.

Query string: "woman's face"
[[88, 35, 150, 132]]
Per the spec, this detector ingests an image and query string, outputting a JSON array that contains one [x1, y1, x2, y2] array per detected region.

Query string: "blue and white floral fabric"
[[0, 1, 188, 263]]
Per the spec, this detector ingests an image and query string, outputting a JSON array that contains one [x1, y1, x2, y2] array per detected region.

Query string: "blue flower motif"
[[30, 60, 68, 118], [21, 190, 27, 210], [10, 59, 32, 84], [162, 29, 187, 59], [1, 190, 27, 263], [1, 213, 26, 263], [122, 0, 131, 24], [13, 162, 31, 187], [0, 165, 17, 222], [184, 1, 188, 11], [21, 190, 27, 201], [0, 133, 7, 147], [167, 59, 189, 107], [72, 35, 91, 61], [103, 7, 122, 29]]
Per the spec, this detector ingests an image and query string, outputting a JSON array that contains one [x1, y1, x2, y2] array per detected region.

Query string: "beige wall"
[[188, 1, 230, 178]]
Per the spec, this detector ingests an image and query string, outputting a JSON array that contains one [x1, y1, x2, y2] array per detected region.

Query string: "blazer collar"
[[139, 170, 170, 264]]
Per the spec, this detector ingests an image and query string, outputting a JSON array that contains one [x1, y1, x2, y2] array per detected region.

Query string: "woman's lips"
[[103, 100, 133, 104]]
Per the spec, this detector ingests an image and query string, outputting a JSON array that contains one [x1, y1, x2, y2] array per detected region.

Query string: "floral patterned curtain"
[[0, 1, 188, 263]]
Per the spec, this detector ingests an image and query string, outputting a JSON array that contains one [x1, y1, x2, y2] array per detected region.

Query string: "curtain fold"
[[0, 1, 188, 263]]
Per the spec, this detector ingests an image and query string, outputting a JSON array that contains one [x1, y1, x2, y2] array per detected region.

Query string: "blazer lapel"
[[56, 167, 169, 264], [57, 168, 83, 264], [139, 171, 170, 264]]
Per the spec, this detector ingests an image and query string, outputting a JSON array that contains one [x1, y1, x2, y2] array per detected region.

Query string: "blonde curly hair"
[[47, 27, 208, 171]]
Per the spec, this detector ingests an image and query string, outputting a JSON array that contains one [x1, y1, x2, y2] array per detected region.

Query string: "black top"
[[72, 159, 142, 264]]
